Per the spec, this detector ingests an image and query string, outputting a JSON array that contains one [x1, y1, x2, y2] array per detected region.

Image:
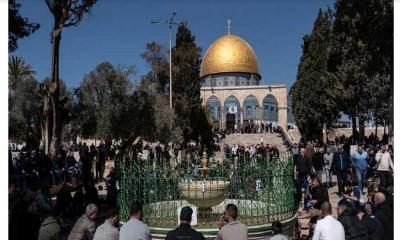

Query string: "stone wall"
[[327, 127, 386, 141]]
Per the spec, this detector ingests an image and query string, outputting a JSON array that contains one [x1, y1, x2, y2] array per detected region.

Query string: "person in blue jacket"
[[351, 145, 369, 195]]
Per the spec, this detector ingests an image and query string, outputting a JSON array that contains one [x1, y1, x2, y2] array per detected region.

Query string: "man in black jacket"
[[311, 148, 324, 184], [373, 192, 393, 240], [295, 148, 312, 196], [309, 175, 329, 210], [331, 145, 351, 197], [357, 204, 384, 240], [165, 206, 205, 240], [337, 199, 367, 240]]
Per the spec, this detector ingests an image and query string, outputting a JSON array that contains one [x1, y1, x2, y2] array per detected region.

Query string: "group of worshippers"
[[84, 201, 287, 240], [224, 143, 280, 162], [292, 140, 394, 239]]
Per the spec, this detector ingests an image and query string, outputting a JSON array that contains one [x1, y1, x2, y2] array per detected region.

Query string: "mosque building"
[[200, 20, 294, 132]]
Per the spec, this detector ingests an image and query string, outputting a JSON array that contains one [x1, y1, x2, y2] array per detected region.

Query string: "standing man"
[[323, 148, 333, 188], [331, 145, 351, 197], [295, 148, 312, 196], [311, 148, 324, 184], [351, 145, 369, 195], [217, 204, 247, 240], [374, 145, 394, 188], [97, 142, 107, 182], [119, 202, 151, 240], [312, 202, 345, 240], [165, 206, 205, 240], [291, 143, 300, 164]]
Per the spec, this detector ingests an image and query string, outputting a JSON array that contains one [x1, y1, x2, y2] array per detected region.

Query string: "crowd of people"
[[8, 141, 117, 240], [223, 143, 280, 162], [8, 128, 394, 239], [292, 138, 394, 239], [219, 121, 281, 135], [334, 131, 390, 147], [67, 201, 287, 240]]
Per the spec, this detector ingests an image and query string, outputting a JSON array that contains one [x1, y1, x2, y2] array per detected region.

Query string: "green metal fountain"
[[117, 149, 297, 239]]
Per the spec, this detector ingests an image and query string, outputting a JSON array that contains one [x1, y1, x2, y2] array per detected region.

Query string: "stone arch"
[[224, 95, 241, 116], [206, 96, 221, 120], [223, 95, 241, 132], [262, 94, 279, 122], [243, 95, 260, 120]]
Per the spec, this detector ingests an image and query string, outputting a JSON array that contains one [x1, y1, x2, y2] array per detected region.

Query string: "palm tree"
[[8, 56, 36, 93]]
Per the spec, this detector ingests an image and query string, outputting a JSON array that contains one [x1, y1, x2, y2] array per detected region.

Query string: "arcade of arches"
[[202, 85, 290, 131]]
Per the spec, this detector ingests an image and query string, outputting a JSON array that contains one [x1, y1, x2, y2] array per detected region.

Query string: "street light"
[[151, 10, 178, 109]]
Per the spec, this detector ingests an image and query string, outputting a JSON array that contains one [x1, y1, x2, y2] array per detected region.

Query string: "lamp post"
[[151, 11, 178, 109]]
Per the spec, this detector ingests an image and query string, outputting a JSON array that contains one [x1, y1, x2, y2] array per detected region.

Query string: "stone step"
[[220, 133, 288, 154]]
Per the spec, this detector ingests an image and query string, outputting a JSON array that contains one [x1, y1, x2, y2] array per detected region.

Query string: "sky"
[[12, 0, 334, 88]]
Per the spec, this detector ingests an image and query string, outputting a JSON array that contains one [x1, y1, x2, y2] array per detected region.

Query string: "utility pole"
[[151, 11, 178, 109]]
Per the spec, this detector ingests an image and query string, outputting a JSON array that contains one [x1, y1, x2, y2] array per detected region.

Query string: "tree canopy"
[[9, 0, 40, 52], [8, 56, 36, 93], [75, 61, 184, 147], [292, 0, 393, 141], [76, 62, 135, 140], [140, 42, 169, 94], [172, 22, 212, 144], [290, 9, 338, 140], [8, 58, 72, 149], [329, 0, 393, 139]]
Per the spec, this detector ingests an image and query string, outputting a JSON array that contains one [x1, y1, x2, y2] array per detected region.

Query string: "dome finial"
[[227, 18, 231, 35]]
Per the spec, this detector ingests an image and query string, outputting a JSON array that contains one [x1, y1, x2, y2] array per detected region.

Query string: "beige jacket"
[[216, 221, 248, 240], [375, 151, 393, 171], [68, 215, 96, 240], [38, 216, 61, 240]]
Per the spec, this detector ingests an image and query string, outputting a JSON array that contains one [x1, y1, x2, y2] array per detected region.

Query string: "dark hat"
[[180, 206, 193, 221]]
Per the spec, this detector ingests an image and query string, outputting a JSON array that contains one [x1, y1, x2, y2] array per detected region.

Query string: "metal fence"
[[116, 150, 296, 228]]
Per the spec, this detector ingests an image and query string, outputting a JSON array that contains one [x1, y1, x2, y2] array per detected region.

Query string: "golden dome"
[[200, 34, 261, 78]]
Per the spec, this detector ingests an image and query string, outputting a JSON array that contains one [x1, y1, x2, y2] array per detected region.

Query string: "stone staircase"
[[220, 133, 288, 153]]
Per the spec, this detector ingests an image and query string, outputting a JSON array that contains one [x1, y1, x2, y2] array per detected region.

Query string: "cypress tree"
[[172, 22, 212, 144], [291, 9, 339, 140]]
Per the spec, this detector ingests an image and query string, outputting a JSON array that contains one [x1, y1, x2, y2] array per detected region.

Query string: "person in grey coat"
[[119, 202, 151, 240], [93, 208, 119, 240], [38, 212, 61, 240], [68, 204, 98, 240]]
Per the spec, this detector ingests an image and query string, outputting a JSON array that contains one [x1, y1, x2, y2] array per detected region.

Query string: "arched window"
[[243, 95, 259, 120], [206, 96, 221, 120], [246, 106, 252, 118], [224, 95, 241, 118], [262, 94, 278, 122]]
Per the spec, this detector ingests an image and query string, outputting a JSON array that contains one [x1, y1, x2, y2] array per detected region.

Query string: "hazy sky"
[[12, 0, 334, 88]]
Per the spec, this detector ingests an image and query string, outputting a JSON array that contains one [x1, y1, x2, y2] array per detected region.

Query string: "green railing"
[[116, 151, 296, 228]]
